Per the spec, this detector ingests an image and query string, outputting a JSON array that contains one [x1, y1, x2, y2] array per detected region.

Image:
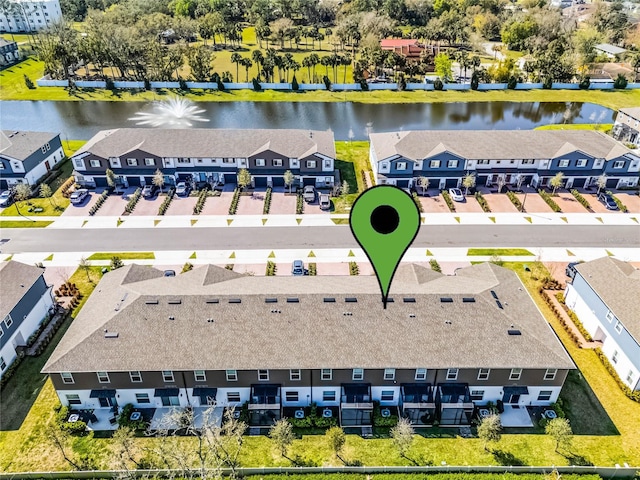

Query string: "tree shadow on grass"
[[291, 455, 318, 467], [566, 453, 593, 466], [492, 449, 525, 466]]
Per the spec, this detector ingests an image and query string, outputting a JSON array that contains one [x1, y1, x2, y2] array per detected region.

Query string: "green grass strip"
[[88, 252, 155, 260], [467, 248, 534, 256], [0, 221, 53, 228]]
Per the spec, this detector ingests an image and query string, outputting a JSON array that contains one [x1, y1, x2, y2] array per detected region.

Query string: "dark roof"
[[574, 257, 640, 342], [43, 263, 575, 374], [74, 128, 336, 160], [0, 261, 46, 320], [0, 131, 60, 161]]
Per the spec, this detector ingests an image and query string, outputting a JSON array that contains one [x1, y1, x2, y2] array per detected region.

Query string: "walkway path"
[[545, 290, 602, 349]]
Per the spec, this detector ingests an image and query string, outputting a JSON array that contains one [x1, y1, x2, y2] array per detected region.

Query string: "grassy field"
[[87, 252, 156, 260], [535, 124, 614, 132], [467, 248, 534, 256], [332, 141, 370, 213], [0, 220, 53, 228]]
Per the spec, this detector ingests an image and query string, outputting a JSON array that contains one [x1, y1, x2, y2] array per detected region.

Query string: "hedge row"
[[430, 259, 442, 273], [570, 189, 591, 211], [228, 188, 240, 215], [60, 177, 76, 198], [265, 260, 277, 276], [157, 187, 176, 215], [308, 262, 317, 276], [506, 191, 523, 211], [441, 190, 456, 212], [296, 192, 304, 214], [411, 191, 424, 212], [554, 292, 593, 342], [124, 188, 142, 214], [349, 262, 359, 275], [193, 189, 209, 215], [360, 170, 369, 188], [88, 190, 109, 216], [538, 189, 562, 212], [263, 187, 272, 214], [595, 348, 640, 402], [475, 191, 491, 212], [540, 290, 582, 347], [607, 191, 628, 212]]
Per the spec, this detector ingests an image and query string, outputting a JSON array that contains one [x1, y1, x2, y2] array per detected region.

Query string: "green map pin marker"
[[349, 185, 421, 308]]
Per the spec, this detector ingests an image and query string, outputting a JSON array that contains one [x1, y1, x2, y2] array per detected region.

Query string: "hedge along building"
[[369, 130, 640, 190], [70, 128, 337, 190], [42, 262, 575, 431]]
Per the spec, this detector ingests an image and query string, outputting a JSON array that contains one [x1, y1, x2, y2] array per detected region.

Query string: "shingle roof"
[[42, 263, 575, 373], [74, 128, 336, 160], [620, 108, 640, 121], [574, 257, 640, 342], [0, 261, 46, 320], [370, 130, 633, 162], [0, 130, 59, 161]]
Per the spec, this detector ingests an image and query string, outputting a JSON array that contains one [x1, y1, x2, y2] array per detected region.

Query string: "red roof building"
[[380, 39, 430, 59]]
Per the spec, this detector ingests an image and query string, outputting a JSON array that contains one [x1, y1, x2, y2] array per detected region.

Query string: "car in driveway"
[[448, 188, 464, 202], [70, 189, 89, 205], [142, 184, 159, 198], [291, 260, 308, 276], [319, 194, 331, 210], [598, 192, 618, 210], [175, 182, 191, 197], [0, 190, 14, 207], [303, 185, 317, 203]]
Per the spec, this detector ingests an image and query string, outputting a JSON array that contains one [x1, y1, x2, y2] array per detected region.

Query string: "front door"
[[508, 394, 520, 404], [99, 397, 116, 408]]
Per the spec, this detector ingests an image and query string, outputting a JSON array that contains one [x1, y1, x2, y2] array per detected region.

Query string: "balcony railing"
[[248, 396, 281, 409]]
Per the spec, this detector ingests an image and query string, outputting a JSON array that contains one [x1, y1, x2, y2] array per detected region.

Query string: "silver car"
[[448, 188, 464, 202], [70, 189, 89, 205]]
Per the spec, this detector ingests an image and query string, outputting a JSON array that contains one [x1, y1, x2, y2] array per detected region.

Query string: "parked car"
[[0, 190, 14, 207], [69, 189, 89, 205], [291, 260, 308, 276], [142, 184, 159, 198], [448, 188, 464, 202], [175, 182, 191, 197], [319, 194, 331, 210], [303, 185, 317, 203], [163, 270, 176, 277], [598, 192, 618, 210]]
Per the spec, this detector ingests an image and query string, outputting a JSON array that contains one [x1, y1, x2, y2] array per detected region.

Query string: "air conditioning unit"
[[232, 410, 241, 419], [381, 408, 391, 418], [294, 409, 305, 419], [322, 408, 333, 418], [544, 410, 557, 419]]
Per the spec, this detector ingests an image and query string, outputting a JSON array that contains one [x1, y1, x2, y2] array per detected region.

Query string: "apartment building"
[[0, 130, 65, 188], [0, 0, 62, 33]]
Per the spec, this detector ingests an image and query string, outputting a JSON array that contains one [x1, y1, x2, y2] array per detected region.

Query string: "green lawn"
[[467, 248, 534, 256], [87, 252, 156, 260], [535, 124, 614, 132], [0, 220, 53, 228]]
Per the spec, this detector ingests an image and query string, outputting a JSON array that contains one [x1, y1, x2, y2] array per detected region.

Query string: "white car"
[[70, 189, 89, 205], [448, 188, 464, 202], [0, 190, 13, 207]]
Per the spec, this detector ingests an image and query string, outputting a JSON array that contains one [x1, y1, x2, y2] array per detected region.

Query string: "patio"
[[500, 405, 534, 427], [80, 408, 119, 431], [149, 406, 225, 430]]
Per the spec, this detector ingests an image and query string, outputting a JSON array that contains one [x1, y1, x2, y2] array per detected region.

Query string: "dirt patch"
[[483, 194, 519, 213], [615, 193, 640, 213], [269, 188, 297, 214], [236, 190, 266, 215], [554, 192, 589, 213], [165, 196, 198, 215]]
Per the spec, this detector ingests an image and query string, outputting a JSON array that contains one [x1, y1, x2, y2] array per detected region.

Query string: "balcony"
[[437, 383, 474, 426], [249, 385, 281, 410], [340, 384, 373, 408], [401, 384, 436, 426]]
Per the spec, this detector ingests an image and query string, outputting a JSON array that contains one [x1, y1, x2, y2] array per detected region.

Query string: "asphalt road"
[[1, 225, 638, 253]]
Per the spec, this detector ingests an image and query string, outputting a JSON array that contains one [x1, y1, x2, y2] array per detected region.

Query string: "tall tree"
[[391, 417, 416, 464], [477, 414, 502, 452], [462, 173, 476, 195], [237, 168, 252, 190], [325, 426, 346, 464], [550, 172, 565, 194], [596, 174, 607, 194], [269, 419, 295, 462], [230, 52, 242, 84], [39, 183, 55, 207], [153, 168, 165, 192], [105, 168, 117, 189], [434, 53, 453, 82], [78, 256, 92, 283], [418, 176, 430, 196], [13, 183, 31, 216], [545, 417, 573, 453], [284, 170, 295, 193]]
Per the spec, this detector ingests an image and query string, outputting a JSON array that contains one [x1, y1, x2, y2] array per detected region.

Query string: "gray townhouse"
[[1, 261, 55, 378], [42, 262, 575, 431], [0, 130, 65, 189], [0, 38, 20, 65], [369, 130, 640, 190], [564, 257, 640, 391], [613, 107, 640, 147], [71, 128, 337, 190]]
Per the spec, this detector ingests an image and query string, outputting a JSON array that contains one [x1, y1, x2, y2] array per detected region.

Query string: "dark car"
[[598, 192, 618, 210], [142, 184, 159, 198]]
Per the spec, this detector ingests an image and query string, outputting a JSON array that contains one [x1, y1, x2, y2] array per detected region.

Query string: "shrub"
[[60, 420, 87, 434], [595, 349, 640, 402], [178, 78, 189, 90], [471, 72, 479, 90], [538, 189, 562, 212], [157, 187, 176, 215], [105, 77, 115, 91], [475, 191, 491, 212], [507, 75, 518, 89], [434, 78, 444, 91], [555, 292, 593, 341], [0, 353, 24, 388], [359, 78, 369, 91], [398, 74, 406, 91], [291, 75, 299, 91], [265, 260, 277, 276], [308, 262, 317, 276], [429, 259, 441, 272], [117, 403, 146, 430], [124, 188, 142, 214], [542, 77, 552, 89], [606, 191, 628, 212], [411, 191, 423, 212], [579, 76, 590, 90], [570, 189, 591, 211], [296, 191, 304, 214], [60, 177, 76, 198], [349, 261, 359, 275], [263, 187, 272, 214], [613, 74, 627, 90], [144, 78, 151, 90], [24, 74, 35, 89], [229, 188, 240, 215], [441, 190, 455, 212], [323, 75, 331, 91], [252, 78, 262, 91], [360, 170, 369, 187], [88, 190, 109, 216], [373, 402, 399, 427], [506, 191, 523, 211], [193, 189, 209, 215], [216, 78, 226, 91]]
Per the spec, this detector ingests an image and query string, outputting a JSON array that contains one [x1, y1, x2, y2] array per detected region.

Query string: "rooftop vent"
[[145, 299, 159, 305], [286, 298, 299, 303], [462, 297, 476, 303], [323, 298, 336, 303], [409, 313, 416, 318], [444, 320, 452, 325], [265, 298, 278, 303], [168, 316, 175, 320], [440, 297, 453, 303], [104, 331, 119, 338], [490, 290, 499, 299], [496, 300, 503, 309], [229, 298, 241, 303], [508, 329, 521, 335], [403, 297, 416, 303], [270, 309, 282, 314], [168, 299, 181, 305], [345, 297, 357, 303], [206, 299, 219, 304], [343, 312, 353, 316], [206, 318, 214, 323]]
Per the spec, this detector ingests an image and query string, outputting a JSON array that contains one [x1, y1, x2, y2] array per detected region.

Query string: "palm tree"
[[302, 55, 313, 82], [251, 49, 264, 80], [321, 55, 331, 78], [241, 57, 253, 82], [308, 53, 319, 82], [341, 54, 352, 83], [231, 52, 242, 85]]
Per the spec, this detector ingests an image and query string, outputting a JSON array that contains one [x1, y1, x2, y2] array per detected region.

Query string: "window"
[[127, 158, 137, 166], [66, 394, 81, 405], [510, 368, 522, 380], [626, 370, 634, 385], [290, 369, 301, 381], [477, 368, 490, 380], [0, 357, 5, 371], [324, 160, 332, 168], [306, 160, 316, 168], [255, 159, 265, 166], [522, 159, 535, 165], [447, 160, 458, 168], [130, 371, 142, 383], [381, 390, 394, 401], [446, 368, 458, 380], [177, 158, 190, 164], [478, 159, 490, 165], [97, 372, 110, 383], [537, 390, 552, 401], [227, 392, 241, 402], [321, 369, 332, 380], [612, 350, 619, 364], [285, 391, 299, 402], [544, 369, 557, 381], [61, 372, 74, 384], [381, 162, 389, 170], [197, 159, 203, 163], [162, 370, 174, 382], [0, 163, 4, 170], [470, 390, 484, 401], [415, 368, 427, 380], [273, 159, 283, 166], [615, 321, 623, 334], [558, 160, 569, 167], [384, 368, 395, 380], [396, 162, 407, 170], [3, 315, 12, 329], [144, 158, 155, 166], [109, 157, 120, 167], [606, 311, 615, 323], [222, 158, 234, 164], [90, 160, 101, 167], [613, 161, 625, 169], [352, 368, 364, 380], [136, 393, 150, 404], [576, 159, 587, 167], [258, 369, 269, 381], [194, 370, 206, 382], [41, 143, 50, 153], [430, 160, 441, 168], [224, 369, 238, 381], [323, 391, 336, 402]]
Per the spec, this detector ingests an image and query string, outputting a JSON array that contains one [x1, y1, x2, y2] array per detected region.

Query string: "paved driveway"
[[95, 192, 129, 216], [419, 194, 451, 213], [131, 194, 165, 216], [583, 193, 617, 213], [554, 192, 589, 213], [166, 195, 198, 215], [616, 193, 640, 213], [452, 196, 484, 213], [517, 193, 553, 213], [200, 191, 234, 215], [482, 193, 518, 213], [62, 191, 99, 216], [269, 188, 297, 214], [236, 189, 266, 215]]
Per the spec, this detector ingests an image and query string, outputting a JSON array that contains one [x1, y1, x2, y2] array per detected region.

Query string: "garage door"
[[254, 176, 268, 187], [477, 175, 489, 187], [177, 173, 192, 181], [302, 177, 316, 186], [445, 178, 458, 188], [0, 179, 8, 190], [522, 175, 534, 187], [272, 176, 285, 187], [127, 176, 141, 187], [94, 177, 108, 187], [396, 179, 410, 188], [606, 178, 618, 188], [572, 178, 586, 188]]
